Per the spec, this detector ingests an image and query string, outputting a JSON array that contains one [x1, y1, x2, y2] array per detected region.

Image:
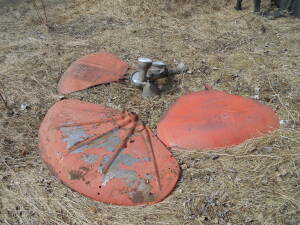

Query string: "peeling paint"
[[98, 128, 120, 152], [137, 180, 150, 193], [81, 154, 98, 164], [71, 144, 90, 154], [144, 174, 153, 180], [98, 155, 110, 173], [61, 125, 156, 203], [97, 151, 154, 202], [100, 153, 142, 186], [118, 153, 141, 166], [61, 126, 91, 149], [103, 169, 138, 186], [60, 126, 121, 154]]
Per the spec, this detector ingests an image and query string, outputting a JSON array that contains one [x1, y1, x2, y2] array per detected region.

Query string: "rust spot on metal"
[[69, 167, 89, 180], [69, 170, 84, 180], [129, 191, 155, 203]]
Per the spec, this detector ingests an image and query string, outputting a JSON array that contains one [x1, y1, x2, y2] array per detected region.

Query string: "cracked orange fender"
[[58, 52, 128, 94], [39, 99, 179, 205], [157, 89, 279, 151]]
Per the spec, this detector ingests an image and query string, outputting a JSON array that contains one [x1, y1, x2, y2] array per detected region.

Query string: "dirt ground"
[[0, 0, 299, 224]]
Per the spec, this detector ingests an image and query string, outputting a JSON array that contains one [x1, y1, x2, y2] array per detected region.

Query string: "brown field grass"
[[0, 0, 299, 224]]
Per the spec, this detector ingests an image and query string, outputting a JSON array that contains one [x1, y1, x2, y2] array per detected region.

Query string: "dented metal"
[[39, 99, 180, 205]]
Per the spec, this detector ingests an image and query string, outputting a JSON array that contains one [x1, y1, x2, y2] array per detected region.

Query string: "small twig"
[[0, 91, 9, 109], [32, 0, 44, 24], [40, 0, 48, 26], [32, 0, 49, 27]]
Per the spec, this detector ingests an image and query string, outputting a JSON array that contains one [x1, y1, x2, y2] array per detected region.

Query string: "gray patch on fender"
[[61, 126, 91, 149], [81, 154, 98, 164]]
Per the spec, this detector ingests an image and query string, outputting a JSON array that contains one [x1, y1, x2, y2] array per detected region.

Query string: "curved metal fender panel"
[[157, 89, 279, 151], [39, 99, 180, 206], [58, 52, 128, 94]]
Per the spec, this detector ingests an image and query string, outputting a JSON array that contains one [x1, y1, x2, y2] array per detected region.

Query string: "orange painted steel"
[[39, 99, 179, 205], [58, 52, 128, 94], [157, 89, 279, 151]]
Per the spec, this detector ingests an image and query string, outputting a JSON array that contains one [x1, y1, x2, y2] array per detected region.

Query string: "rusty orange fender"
[[157, 89, 279, 151], [58, 52, 128, 94], [39, 99, 180, 205]]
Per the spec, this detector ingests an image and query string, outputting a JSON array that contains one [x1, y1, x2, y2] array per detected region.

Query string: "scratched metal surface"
[[38, 99, 180, 206]]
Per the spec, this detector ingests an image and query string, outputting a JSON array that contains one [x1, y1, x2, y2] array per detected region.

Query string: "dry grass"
[[0, 0, 299, 224]]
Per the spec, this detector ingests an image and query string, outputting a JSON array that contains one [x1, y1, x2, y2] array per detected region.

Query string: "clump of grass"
[[32, 0, 50, 28]]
